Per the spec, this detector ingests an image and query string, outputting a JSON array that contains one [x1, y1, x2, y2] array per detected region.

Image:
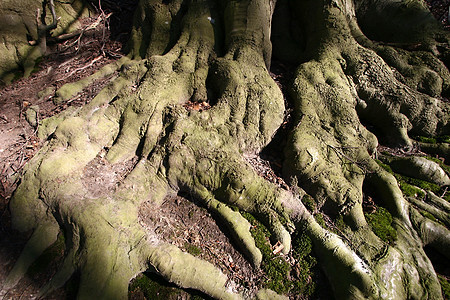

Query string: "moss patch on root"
[[415, 135, 450, 144], [128, 273, 207, 300], [241, 212, 291, 294], [241, 212, 316, 297], [375, 158, 442, 197], [290, 231, 317, 297], [364, 207, 397, 244], [438, 275, 450, 300], [184, 243, 202, 257]]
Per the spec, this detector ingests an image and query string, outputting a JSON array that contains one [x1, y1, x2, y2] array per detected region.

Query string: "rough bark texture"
[[0, 0, 90, 84], [1, 0, 450, 299]]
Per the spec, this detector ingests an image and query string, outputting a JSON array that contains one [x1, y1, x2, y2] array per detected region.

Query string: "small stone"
[[25, 105, 40, 127]]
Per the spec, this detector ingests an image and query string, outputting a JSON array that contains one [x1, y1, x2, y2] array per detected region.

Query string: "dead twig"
[[54, 13, 112, 54], [56, 55, 103, 82], [441, 186, 448, 198], [328, 144, 372, 173], [51, 12, 112, 43]]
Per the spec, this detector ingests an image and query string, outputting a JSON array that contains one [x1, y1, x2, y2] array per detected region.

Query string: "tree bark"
[[2, 0, 450, 299]]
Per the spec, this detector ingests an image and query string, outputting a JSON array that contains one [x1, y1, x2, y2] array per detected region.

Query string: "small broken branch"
[[56, 55, 103, 82], [33, 0, 60, 54], [49, 13, 112, 43]]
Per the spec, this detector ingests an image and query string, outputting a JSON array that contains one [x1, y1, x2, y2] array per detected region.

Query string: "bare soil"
[[0, 11, 127, 299], [138, 194, 263, 299]]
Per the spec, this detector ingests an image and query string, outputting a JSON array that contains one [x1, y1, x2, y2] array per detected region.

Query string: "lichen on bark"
[[0, 0, 89, 84], [2, 0, 450, 299]]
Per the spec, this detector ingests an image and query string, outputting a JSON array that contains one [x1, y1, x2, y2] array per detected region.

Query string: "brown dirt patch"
[[0, 1, 449, 299], [0, 11, 126, 300], [82, 151, 138, 198]]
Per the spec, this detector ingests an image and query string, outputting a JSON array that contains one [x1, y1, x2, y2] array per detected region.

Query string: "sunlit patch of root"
[[426, 191, 450, 213], [144, 243, 241, 300], [53, 57, 135, 105], [205, 197, 263, 268], [407, 196, 450, 227], [410, 206, 450, 260], [364, 166, 444, 299]]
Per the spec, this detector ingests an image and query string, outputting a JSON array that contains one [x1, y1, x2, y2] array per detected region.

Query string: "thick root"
[[2, 221, 59, 290], [146, 243, 241, 300], [4, 0, 450, 299], [206, 197, 263, 268]]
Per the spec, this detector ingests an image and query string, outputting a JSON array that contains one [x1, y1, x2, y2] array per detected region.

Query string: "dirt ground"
[[0, 1, 449, 299], [0, 7, 131, 299]]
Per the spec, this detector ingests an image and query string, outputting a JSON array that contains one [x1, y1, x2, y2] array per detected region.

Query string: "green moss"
[[419, 210, 437, 222], [399, 181, 425, 198], [129, 273, 178, 299], [400, 176, 440, 194], [334, 215, 347, 232], [438, 275, 450, 300], [314, 213, 326, 228], [364, 207, 397, 243], [375, 158, 441, 197], [129, 273, 207, 300], [301, 194, 316, 212], [416, 136, 437, 144], [241, 212, 291, 294], [374, 159, 393, 174], [290, 231, 317, 297], [415, 135, 450, 144], [184, 243, 202, 256], [440, 136, 450, 144], [241, 212, 316, 297]]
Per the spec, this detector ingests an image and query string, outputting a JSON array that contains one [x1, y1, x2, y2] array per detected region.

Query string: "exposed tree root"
[[2, 0, 450, 299]]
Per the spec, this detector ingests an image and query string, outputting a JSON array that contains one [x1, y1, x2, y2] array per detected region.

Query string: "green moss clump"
[[129, 273, 207, 299], [399, 181, 425, 198], [400, 176, 440, 195], [129, 274, 177, 299], [334, 215, 347, 232], [241, 212, 317, 297], [438, 275, 450, 299], [375, 158, 440, 197], [314, 213, 326, 228], [416, 135, 450, 144], [241, 212, 292, 294], [290, 231, 317, 297], [301, 194, 316, 212], [415, 135, 450, 144], [416, 136, 437, 144], [364, 207, 397, 243], [419, 210, 437, 222], [374, 159, 393, 174], [184, 243, 202, 256], [440, 136, 450, 144]]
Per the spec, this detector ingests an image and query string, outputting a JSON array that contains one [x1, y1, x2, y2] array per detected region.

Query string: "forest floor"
[[0, 1, 449, 299]]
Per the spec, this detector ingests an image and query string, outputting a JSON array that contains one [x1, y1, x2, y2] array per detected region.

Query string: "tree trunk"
[[2, 0, 450, 299]]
